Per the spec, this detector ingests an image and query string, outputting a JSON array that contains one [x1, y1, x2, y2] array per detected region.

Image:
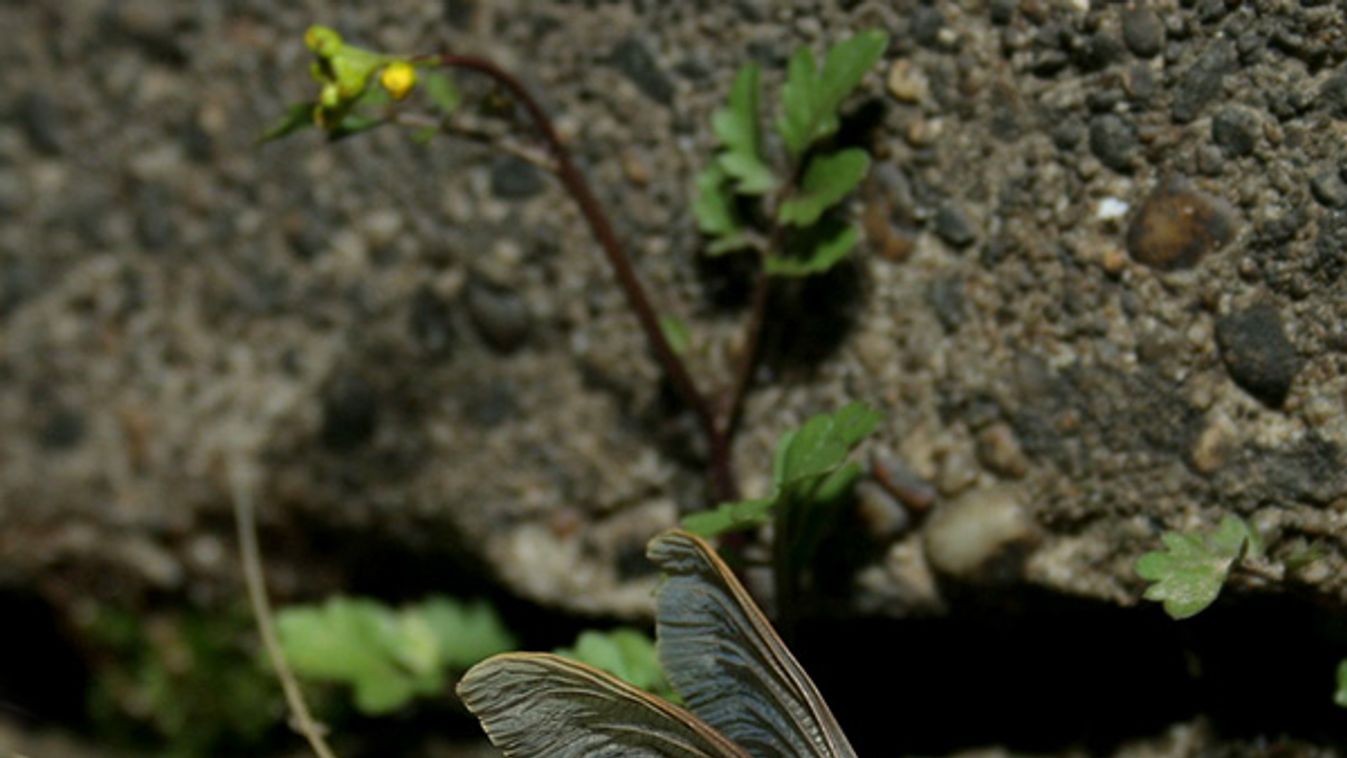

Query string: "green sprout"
[[695, 30, 888, 275], [1134, 515, 1262, 620], [276, 595, 515, 714]]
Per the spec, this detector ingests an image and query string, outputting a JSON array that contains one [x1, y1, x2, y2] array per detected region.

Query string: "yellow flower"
[[380, 60, 417, 101]]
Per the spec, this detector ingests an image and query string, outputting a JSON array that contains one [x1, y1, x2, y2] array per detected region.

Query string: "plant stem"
[[434, 53, 739, 502], [230, 458, 339, 758]]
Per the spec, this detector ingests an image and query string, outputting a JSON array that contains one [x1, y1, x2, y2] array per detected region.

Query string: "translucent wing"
[[457, 652, 751, 758], [648, 530, 857, 758]]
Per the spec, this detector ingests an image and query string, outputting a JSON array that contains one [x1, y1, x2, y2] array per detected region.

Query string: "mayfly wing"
[[457, 651, 752, 758], [648, 530, 858, 758]]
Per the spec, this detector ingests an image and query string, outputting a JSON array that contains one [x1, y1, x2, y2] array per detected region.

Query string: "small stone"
[[608, 37, 674, 105], [134, 182, 177, 251], [910, 6, 945, 48], [923, 485, 1034, 579], [490, 156, 545, 200], [976, 423, 1030, 478], [321, 373, 379, 451], [1196, 144, 1224, 177], [886, 59, 929, 104], [1310, 170, 1347, 209], [925, 276, 966, 332], [1211, 107, 1259, 157], [1171, 40, 1235, 123], [1074, 31, 1122, 72], [15, 91, 63, 155], [466, 278, 530, 353], [1122, 6, 1164, 58], [1322, 69, 1347, 120], [409, 286, 455, 358], [934, 204, 977, 248], [855, 481, 911, 540], [1051, 118, 1085, 151], [1215, 303, 1302, 408], [442, 0, 478, 28], [1189, 413, 1235, 474], [39, 407, 86, 450], [1125, 182, 1236, 270], [989, 0, 1016, 25], [1088, 113, 1137, 173]]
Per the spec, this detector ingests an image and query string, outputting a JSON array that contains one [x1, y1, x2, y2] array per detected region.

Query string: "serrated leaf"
[[423, 70, 461, 115], [326, 111, 385, 141], [259, 102, 316, 144], [419, 597, 517, 668], [693, 164, 740, 237], [1135, 516, 1253, 620], [278, 595, 512, 715], [712, 63, 762, 158], [765, 219, 859, 277], [776, 30, 889, 156], [681, 498, 775, 537], [718, 152, 777, 196], [276, 597, 427, 714], [555, 628, 673, 699], [777, 149, 870, 227], [711, 63, 776, 196]]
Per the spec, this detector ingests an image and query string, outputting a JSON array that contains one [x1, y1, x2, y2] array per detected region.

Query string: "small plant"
[[683, 401, 881, 619], [275, 595, 516, 714], [265, 25, 888, 507], [457, 530, 856, 757], [1134, 514, 1262, 620], [1336, 659, 1347, 709]]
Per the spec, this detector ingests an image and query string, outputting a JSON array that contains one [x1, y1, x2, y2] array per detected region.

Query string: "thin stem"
[[433, 53, 736, 502], [230, 458, 339, 758], [717, 268, 770, 437]]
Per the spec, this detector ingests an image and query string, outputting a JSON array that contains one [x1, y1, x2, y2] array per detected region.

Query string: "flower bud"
[[305, 25, 343, 58], [380, 61, 417, 101]]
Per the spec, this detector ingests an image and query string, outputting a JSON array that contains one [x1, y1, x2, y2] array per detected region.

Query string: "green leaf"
[[693, 164, 740, 237], [1336, 659, 1347, 708], [419, 597, 517, 668], [681, 498, 775, 537], [712, 63, 762, 158], [711, 63, 776, 196], [1135, 516, 1253, 620], [277, 595, 514, 715], [659, 315, 692, 356], [779, 401, 882, 487], [777, 148, 870, 227], [764, 219, 859, 277], [259, 102, 316, 144], [277, 597, 433, 714], [776, 30, 889, 156], [555, 628, 674, 699], [423, 70, 462, 115], [718, 152, 777, 196]]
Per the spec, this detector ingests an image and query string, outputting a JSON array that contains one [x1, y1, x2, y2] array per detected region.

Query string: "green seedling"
[[458, 530, 856, 757], [276, 595, 515, 714], [1134, 515, 1262, 620]]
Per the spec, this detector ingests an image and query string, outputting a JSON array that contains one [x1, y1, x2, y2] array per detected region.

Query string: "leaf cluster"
[[276, 595, 515, 714], [695, 30, 887, 276], [683, 401, 882, 570], [1134, 515, 1262, 620]]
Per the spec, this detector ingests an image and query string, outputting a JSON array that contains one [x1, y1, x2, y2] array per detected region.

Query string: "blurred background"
[[3, 0, 1347, 755]]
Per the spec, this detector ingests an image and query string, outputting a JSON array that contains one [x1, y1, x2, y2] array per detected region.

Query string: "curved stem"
[[230, 458, 339, 758], [434, 53, 737, 502]]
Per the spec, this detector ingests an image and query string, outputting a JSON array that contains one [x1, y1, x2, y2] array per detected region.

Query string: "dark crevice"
[[793, 589, 1347, 755], [0, 589, 93, 729]]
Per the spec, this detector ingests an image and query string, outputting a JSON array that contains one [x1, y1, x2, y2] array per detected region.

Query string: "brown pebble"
[[871, 450, 937, 511], [976, 422, 1030, 478], [1125, 181, 1236, 270], [1189, 415, 1234, 475], [863, 201, 916, 262]]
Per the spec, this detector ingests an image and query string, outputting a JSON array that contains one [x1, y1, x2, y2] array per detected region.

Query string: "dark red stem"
[[435, 53, 739, 502]]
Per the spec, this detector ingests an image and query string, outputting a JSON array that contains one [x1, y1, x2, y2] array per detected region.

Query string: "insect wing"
[[457, 652, 751, 758], [648, 530, 858, 758]]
